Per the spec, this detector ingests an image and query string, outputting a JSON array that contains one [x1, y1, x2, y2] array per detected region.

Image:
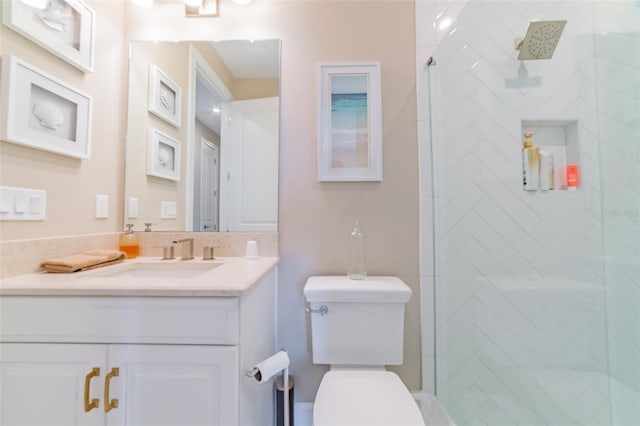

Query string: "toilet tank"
[[304, 276, 412, 366]]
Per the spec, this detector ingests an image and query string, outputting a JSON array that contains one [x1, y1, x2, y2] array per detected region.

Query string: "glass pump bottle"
[[119, 223, 139, 259], [348, 219, 367, 280]]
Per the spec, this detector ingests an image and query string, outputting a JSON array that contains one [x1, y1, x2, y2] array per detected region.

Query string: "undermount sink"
[[94, 261, 223, 279]]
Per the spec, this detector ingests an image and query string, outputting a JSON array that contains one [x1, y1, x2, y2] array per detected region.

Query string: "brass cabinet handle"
[[104, 367, 119, 413], [84, 367, 100, 412]]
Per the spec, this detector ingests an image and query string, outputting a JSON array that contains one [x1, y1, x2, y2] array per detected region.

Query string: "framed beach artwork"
[[147, 128, 180, 181], [317, 62, 382, 181], [148, 64, 182, 127], [2, 0, 96, 72], [1, 55, 92, 159]]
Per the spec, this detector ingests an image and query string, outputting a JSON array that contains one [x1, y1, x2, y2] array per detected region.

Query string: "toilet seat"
[[313, 370, 425, 426]]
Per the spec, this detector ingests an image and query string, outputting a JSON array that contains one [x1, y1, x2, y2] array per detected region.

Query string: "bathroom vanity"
[[0, 257, 278, 426]]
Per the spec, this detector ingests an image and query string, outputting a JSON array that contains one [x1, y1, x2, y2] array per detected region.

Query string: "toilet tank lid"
[[304, 276, 412, 303]]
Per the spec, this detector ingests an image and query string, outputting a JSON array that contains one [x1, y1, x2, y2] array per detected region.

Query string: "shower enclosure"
[[425, 1, 639, 424]]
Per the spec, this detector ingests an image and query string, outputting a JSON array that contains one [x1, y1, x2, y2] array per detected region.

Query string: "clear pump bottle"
[[348, 219, 366, 280]]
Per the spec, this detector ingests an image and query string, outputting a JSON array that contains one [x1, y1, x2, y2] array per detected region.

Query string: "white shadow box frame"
[[147, 128, 181, 181], [2, 0, 96, 73], [148, 64, 182, 127], [1, 55, 92, 159], [317, 62, 382, 181]]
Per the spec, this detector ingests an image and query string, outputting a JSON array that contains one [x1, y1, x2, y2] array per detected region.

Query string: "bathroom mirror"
[[124, 39, 280, 232]]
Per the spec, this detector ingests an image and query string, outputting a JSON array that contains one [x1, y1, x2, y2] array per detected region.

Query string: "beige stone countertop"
[[0, 257, 279, 297]]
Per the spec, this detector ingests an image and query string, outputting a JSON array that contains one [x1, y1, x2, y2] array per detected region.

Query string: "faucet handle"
[[162, 246, 175, 260], [153, 245, 175, 260], [202, 246, 216, 260]]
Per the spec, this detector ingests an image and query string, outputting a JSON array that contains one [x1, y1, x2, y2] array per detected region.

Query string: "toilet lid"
[[313, 370, 425, 426]]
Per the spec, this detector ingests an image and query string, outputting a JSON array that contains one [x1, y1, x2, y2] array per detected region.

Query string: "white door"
[[219, 97, 279, 232], [0, 343, 107, 426], [200, 139, 219, 232], [106, 344, 239, 426]]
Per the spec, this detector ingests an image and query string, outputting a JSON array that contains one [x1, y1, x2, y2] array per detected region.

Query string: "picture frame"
[[148, 64, 182, 127], [317, 62, 383, 181], [2, 0, 96, 73], [147, 128, 181, 181], [184, 0, 218, 17], [1, 55, 92, 159]]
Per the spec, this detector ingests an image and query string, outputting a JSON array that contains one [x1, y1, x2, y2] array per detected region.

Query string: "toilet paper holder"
[[245, 350, 291, 426], [245, 366, 261, 379]]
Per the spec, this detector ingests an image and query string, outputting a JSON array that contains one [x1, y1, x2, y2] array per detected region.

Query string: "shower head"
[[515, 20, 567, 60]]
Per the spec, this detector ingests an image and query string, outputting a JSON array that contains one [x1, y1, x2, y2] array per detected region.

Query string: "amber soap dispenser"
[[119, 224, 139, 259]]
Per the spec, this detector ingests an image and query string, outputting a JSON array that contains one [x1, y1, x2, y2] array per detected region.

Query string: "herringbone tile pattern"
[[427, 1, 638, 424]]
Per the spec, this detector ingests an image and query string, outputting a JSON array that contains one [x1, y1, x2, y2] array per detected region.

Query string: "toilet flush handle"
[[305, 305, 328, 316]]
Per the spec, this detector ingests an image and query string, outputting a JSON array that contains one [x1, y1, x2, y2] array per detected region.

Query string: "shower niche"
[[522, 119, 580, 191]]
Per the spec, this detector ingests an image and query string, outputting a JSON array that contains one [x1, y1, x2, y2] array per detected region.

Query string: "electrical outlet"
[[160, 201, 177, 219], [96, 195, 109, 219], [128, 197, 139, 218]]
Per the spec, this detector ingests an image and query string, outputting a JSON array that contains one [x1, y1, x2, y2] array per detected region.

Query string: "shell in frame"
[[32, 100, 64, 130]]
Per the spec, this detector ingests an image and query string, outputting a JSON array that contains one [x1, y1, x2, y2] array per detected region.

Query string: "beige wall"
[[2, 0, 420, 403], [0, 0, 127, 240], [272, 3, 420, 401], [234, 78, 279, 100]]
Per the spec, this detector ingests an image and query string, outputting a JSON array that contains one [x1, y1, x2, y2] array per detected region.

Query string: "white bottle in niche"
[[539, 150, 555, 191], [348, 219, 366, 280]]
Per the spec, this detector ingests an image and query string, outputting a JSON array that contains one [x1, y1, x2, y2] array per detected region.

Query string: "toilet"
[[304, 276, 425, 426]]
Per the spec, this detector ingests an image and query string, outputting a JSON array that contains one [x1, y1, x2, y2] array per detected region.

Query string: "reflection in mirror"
[[124, 40, 280, 232]]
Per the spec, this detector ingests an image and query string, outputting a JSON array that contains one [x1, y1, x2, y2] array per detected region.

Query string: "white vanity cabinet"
[[0, 343, 237, 426], [0, 266, 277, 426]]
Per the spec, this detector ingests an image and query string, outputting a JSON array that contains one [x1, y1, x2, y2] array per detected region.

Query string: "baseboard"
[[293, 402, 313, 426], [412, 391, 456, 425]]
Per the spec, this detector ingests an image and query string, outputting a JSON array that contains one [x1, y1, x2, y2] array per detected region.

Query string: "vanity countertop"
[[0, 256, 279, 297]]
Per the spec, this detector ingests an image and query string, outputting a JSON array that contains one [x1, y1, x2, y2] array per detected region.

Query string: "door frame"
[[185, 45, 233, 231], [199, 138, 219, 232]]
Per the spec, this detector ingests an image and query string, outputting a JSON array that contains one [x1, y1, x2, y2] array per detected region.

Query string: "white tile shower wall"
[[595, 31, 640, 425], [426, 1, 614, 424]]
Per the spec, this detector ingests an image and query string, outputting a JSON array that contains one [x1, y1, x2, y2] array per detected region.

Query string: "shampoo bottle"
[[348, 220, 366, 280], [539, 150, 555, 191], [119, 224, 139, 259], [522, 132, 540, 191]]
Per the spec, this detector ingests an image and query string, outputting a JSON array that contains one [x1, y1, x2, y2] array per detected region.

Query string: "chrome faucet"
[[172, 238, 194, 260]]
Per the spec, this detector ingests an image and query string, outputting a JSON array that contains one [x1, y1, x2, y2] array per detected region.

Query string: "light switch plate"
[[96, 195, 109, 219], [128, 197, 139, 218], [0, 186, 46, 221]]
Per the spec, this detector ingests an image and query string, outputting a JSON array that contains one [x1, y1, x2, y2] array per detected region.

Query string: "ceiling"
[[195, 39, 280, 134]]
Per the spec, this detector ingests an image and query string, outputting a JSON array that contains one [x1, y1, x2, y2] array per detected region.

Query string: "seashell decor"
[[32, 100, 64, 130]]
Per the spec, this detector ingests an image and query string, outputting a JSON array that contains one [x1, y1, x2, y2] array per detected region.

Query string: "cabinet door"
[[107, 345, 239, 426], [0, 343, 107, 426]]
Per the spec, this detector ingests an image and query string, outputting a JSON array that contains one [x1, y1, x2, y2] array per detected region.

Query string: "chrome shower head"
[[515, 20, 567, 60]]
